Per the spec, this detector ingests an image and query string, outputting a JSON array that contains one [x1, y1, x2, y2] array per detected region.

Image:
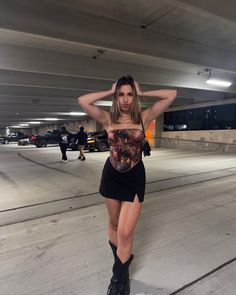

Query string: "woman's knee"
[[117, 228, 133, 243]]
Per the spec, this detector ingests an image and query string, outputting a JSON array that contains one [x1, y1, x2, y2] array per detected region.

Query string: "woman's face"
[[117, 84, 134, 114]]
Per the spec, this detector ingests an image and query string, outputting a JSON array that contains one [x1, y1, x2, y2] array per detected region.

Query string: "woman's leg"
[[105, 198, 121, 246], [117, 195, 143, 263], [106, 196, 142, 295]]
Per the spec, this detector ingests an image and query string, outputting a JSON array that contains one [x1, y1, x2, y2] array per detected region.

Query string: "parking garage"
[[0, 1, 236, 295]]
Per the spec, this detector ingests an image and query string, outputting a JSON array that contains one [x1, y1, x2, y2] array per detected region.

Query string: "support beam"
[[0, 43, 236, 93], [0, 0, 236, 72], [168, 0, 236, 25]]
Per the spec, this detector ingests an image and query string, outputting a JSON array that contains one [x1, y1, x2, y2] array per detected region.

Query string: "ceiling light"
[[206, 79, 232, 87], [197, 68, 232, 88], [29, 121, 41, 124], [11, 125, 20, 128], [69, 112, 86, 116], [95, 100, 112, 106], [19, 123, 29, 127], [44, 118, 59, 121]]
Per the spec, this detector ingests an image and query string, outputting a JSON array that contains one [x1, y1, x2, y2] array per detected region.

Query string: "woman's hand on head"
[[134, 81, 142, 96], [111, 82, 117, 94]]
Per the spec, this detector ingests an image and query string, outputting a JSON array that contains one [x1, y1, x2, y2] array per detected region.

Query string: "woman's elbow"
[[172, 89, 177, 97], [168, 90, 177, 101], [77, 96, 85, 106]]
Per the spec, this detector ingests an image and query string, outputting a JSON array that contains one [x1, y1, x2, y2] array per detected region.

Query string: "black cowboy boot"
[[107, 254, 134, 295], [108, 241, 133, 295]]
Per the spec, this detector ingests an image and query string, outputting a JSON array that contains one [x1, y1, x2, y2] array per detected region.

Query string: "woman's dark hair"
[[111, 75, 141, 124]]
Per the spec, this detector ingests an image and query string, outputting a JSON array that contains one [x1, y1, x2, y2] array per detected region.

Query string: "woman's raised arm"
[[78, 83, 116, 127], [135, 82, 177, 128]]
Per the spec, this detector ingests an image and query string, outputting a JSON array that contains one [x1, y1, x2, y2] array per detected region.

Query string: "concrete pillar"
[[156, 113, 164, 147], [96, 121, 103, 131]]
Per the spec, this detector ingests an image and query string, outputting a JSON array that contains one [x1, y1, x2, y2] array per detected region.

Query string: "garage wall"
[[63, 119, 96, 133], [157, 130, 236, 152], [162, 130, 236, 144], [32, 118, 96, 134], [155, 99, 236, 152]]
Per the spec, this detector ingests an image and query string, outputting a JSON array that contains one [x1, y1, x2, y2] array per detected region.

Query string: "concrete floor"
[[0, 143, 236, 294]]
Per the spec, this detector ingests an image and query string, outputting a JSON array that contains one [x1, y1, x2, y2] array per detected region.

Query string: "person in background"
[[78, 75, 177, 295], [76, 126, 88, 161], [59, 126, 71, 163]]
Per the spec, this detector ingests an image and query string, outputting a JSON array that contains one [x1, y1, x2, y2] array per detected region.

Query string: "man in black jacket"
[[76, 126, 88, 161], [59, 126, 71, 162]]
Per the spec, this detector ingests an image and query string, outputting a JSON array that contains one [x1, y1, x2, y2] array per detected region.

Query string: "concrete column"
[[96, 121, 103, 131], [156, 113, 164, 147]]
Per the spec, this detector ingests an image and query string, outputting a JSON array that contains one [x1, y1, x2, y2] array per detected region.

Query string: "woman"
[[78, 76, 177, 295]]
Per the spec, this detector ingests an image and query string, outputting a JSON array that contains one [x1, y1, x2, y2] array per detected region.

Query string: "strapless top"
[[108, 128, 144, 172]]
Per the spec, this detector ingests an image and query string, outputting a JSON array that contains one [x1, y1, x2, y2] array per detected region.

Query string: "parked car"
[[0, 132, 26, 144], [18, 135, 36, 146], [34, 130, 61, 147], [85, 130, 108, 152], [18, 137, 29, 146], [35, 129, 108, 152]]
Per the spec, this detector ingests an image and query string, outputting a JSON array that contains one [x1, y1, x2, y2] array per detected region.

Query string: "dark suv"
[[35, 130, 78, 148], [85, 130, 108, 152], [0, 132, 26, 144], [35, 130, 61, 147], [35, 129, 108, 151]]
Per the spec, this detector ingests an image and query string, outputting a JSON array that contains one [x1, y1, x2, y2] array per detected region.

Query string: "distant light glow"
[[19, 124, 29, 127], [206, 79, 232, 87], [11, 125, 20, 128], [44, 118, 59, 121], [29, 121, 41, 124], [69, 112, 86, 116], [95, 100, 112, 106]]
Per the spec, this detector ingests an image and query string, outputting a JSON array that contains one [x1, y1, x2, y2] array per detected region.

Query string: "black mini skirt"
[[99, 157, 146, 202]]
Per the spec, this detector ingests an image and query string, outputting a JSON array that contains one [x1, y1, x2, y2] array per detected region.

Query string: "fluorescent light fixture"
[[69, 112, 86, 116], [29, 121, 41, 124], [44, 118, 59, 121], [19, 123, 29, 127], [11, 125, 20, 128], [206, 79, 232, 87], [95, 100, 112, 106]]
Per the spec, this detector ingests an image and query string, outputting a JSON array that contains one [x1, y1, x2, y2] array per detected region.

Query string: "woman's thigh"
[[118, 195, 143, 238], [105, 198, 121, 226]]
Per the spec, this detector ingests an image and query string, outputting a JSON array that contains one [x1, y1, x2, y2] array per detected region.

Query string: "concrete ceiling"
[[0, 0, 236, 129]]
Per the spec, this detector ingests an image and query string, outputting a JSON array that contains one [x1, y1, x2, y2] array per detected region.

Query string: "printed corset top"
[[108, 128, 144, 172]]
